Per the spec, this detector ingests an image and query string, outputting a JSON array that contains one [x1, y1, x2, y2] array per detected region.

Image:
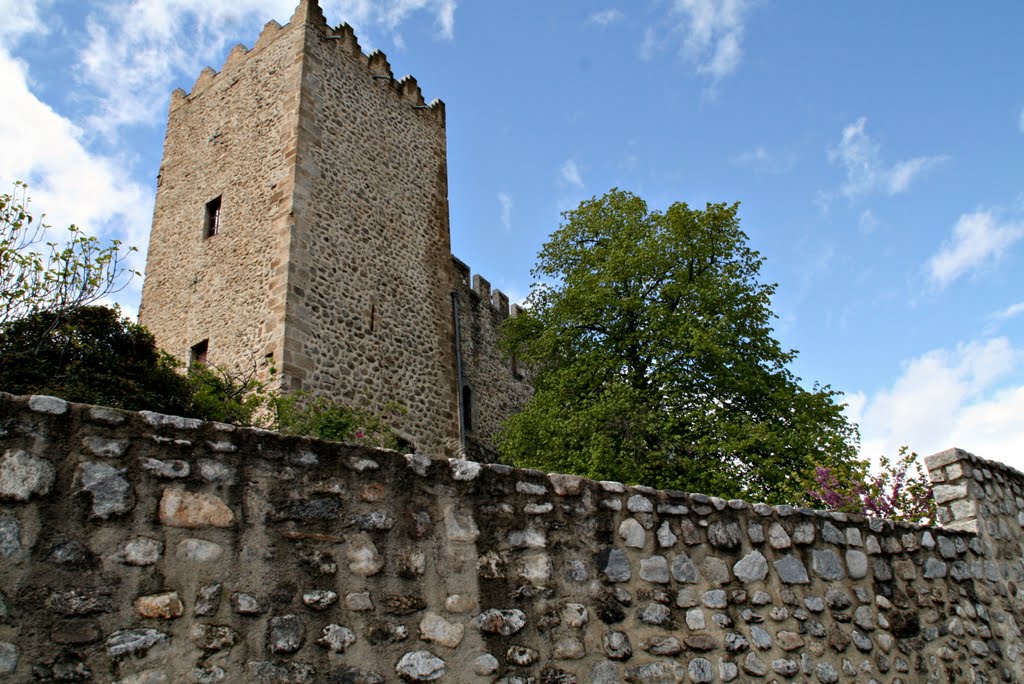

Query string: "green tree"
[[500, 189, 860, 503], [0, 181, 137, 328], [0, 305, 192, 414]]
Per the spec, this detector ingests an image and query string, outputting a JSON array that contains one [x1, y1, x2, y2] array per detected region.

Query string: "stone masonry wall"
[[452, 257, 533, 462], [1, 392, 1022, 683], [280, 2, 458, 456], [139, 16, 304, 379]]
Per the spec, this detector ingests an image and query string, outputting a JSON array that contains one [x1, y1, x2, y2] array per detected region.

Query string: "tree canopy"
[[499, 189, 860, 503]]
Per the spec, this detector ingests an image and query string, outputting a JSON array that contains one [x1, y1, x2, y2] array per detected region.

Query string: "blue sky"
[[2, 0, 1022, 470]]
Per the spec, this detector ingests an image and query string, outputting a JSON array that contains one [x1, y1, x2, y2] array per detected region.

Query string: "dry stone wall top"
[[0, 392, 1022, 682]]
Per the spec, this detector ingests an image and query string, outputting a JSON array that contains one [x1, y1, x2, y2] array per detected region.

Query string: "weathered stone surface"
[[450, 458, 481, 481], [302, 590, 338, 610], [231, 592, 264, 615], [750, 626, 772, 650], [772, 658, 799, 676], [317, 624, 356, 653], [562, 603, 589, 628], [116, 536, 162, 565], [83, 436, 129, 458], [773, 555, 809, 584], [703, 590, 727, 609], [419, 612, 464, 648], [476, 609, 526, 636], [443, 504, 479, 542], [641, 635, 682, 655], [191, 624, 238, 651], [599, 548, 632, 582], [639, 555, 669, 584], [639, 602, 671, 626], [923, 557, 948, 578], [159, 488, 235, 528], [141, 457, 190, 478], [195, 584, 222, 616], [507, 645, 539, 666], [688, 658, 714, 682], [268, 614, 305, 654], [553, 635, 586, 659], [348, 535, 384, 576], [79, 462, 134, 518], [603, 631, 632, 659], [49, 587, 113, 615], [0, 516, 20, 557], [812, 549, 845, 580], [474, 654, 499, 676], [106, 629, 168, 657], [657, 521, 677, 548], [618, 518, 646, 548], [708, 521, 742, 549], [702, 557, 731, 584], [395, 651, 445, 681], [0, 643, 15, 675], [135, 592, 184, 619], [0, 449, 55, 500], [733, 550, 768, 582], [743, 653, 767, 676], [198, 459, 236, 483]]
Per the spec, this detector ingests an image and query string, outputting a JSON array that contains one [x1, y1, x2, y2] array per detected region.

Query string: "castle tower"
[[139, 0, 459, 454]]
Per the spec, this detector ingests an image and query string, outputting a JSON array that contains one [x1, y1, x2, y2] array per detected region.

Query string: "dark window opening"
[[190, 339, 209, 366], [204, 196, 222, 238], [461, 384, 473, 433]]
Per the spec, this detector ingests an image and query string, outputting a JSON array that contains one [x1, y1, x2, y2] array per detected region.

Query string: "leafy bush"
[[0, 305, 191, 415], [808, 447, 936, 524], [271, 392, 405, 450]]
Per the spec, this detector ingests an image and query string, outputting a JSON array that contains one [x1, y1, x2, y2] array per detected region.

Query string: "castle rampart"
[[0, 392, 1021, 681]]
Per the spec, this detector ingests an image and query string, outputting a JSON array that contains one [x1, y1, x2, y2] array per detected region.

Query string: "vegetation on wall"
[[500, 189, 862, 504]]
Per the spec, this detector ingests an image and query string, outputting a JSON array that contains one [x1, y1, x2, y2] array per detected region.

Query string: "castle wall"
[[452, 257, 532, 462], [2, 392, 1022, 682], [276, 5, 458, 455], [138, 18, 304, 381]]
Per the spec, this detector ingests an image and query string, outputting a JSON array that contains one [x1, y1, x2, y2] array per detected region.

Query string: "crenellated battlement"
[[169, 0, 444, 124], [451, 255, 522, 318]]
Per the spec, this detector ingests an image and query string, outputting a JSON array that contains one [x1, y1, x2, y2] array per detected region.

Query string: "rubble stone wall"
[[0, 392, 1021, 683]]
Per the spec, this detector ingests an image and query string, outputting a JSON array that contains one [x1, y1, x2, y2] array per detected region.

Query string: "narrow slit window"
[[203, 196, 222, 238], [461, 384, 473, 433], [190, 339, 209, 366]]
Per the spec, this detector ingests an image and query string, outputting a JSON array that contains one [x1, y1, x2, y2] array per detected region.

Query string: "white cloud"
[[992, 302, 1024, 321], [0, 0, 48, 47], [858, 209, 878, 234], [589, 9, 624, 26], [77, 0, 459, 135], [497, 192, 512, 231], [731, 145, 795, 175], [0, 46, 152, 317], [828, 117, 946, 200], [665, 0, 753, 80], [927, 210, 1024, 289], [854, 338, 1024, 471], [560, 158, 584, 188]]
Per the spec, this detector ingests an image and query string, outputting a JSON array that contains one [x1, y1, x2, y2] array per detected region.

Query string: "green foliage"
[[0, 305, 191, 414], [184, 362, 268, 426], [0, 181, 137, 328], [271, 393, 405, 450], [500, 189, 860, 503]]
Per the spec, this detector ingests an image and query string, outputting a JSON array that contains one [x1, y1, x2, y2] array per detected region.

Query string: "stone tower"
[[139, 0, 461, 454]]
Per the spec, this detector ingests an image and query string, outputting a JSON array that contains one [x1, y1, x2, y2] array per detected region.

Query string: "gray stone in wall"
[[811, 549, 845, 580], [396, 652, 446, 682], [78, 462, 134, 518], [603, 631, 632, 660], [0, 449, 55, 501], [0, 516, 20, 558], [773, 555, 809, 584], [106, 629, 168, 657], [733, 550, 768, 582], [476, 609, 526, 636], [618, 518, 646, 548], [268, 614, 305, 654], [767, 522, 791, 549], [0, 643, 15, 675], [657, 521, 677, 548], [702, 557, 731, 584], [923, 558, 948, 579], [719, 659, 738, 682], [600, 548, 632, 582], [639, 555, 670, 584], [708, 521, 742, 549], [688, 658, 714, 682], [846, 549, 868, 579], [793, 521, 815, 544]]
